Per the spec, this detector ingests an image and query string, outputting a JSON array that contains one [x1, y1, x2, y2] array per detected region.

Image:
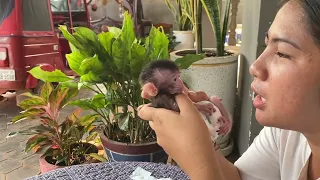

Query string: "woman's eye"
[[276, 51, 291, 59]]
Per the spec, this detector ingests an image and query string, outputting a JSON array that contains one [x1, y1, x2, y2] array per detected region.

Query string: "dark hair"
[[280, 0, 320, 45]]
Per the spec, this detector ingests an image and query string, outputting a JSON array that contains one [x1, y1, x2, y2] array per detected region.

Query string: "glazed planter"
[[100, 132, 168, 163], [39, 143, 99, 174], [173, 31, 194, 50], [170, 48, 239, 156]]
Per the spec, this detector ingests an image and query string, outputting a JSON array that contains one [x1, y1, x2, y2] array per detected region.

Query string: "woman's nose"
[[249, 55, 268, 81]]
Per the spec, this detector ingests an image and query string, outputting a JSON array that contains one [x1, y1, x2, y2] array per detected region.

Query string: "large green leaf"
[[112, 12, 135, 73], [28, 66, 72, 83], [98, 32, 115, 54], [80, 71, 104, 83], [79, 55, 104, 75], [174, 54, 205, 69], [130, 43, 147, 78], [91, 94, 106, 108], [65, 51, 87, 75], [59, 25, 87, 55], [68, 98, 97, 111], [145, 26, 169, 60]]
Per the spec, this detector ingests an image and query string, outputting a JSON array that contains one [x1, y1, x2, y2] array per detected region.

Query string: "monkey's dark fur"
[[139, 60, 181, 112]]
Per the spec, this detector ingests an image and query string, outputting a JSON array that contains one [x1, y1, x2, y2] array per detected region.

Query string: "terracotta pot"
[[39, 156, 65, 174], [39, 143, 99, 174], [100, 132, 168, 163]]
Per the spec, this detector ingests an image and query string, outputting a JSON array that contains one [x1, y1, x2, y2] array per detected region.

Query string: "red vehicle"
[[0, 0, 91, 99]]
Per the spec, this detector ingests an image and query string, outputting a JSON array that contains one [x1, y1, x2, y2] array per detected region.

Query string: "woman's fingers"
[[175, 94, 201, 117]]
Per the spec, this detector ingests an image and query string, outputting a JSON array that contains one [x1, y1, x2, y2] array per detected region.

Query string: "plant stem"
[[194, 0, 202, 54]]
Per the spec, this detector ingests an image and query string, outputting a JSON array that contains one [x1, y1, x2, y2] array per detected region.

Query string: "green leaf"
[[86, 131, 99, 141], [79, 55, 104, 75], [174, 54, 205, 69], [66, 51, 87, 75], [18, 96, 46, 110], [112, 12, 135, 73], [28, 66, 72, 83], [80, 114, 100, 126], [59, 25, 86, 53], [118, 113, 130, 131], [98, 32, 115, 54], [25, 134, 49, 152], [11, 109, 44, 123], [130, 43, 147, 77], [145, 26, 169, 60], [107, 27, 122, 38], [40, 82, 53, 103], [68, 98, 96, 110], [80, 71, 104, 83], [88, 153, 108, 162], [91, 94, 106, 108]]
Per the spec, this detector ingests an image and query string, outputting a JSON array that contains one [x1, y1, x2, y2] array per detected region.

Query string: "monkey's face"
[[167, 72, 184, 94]]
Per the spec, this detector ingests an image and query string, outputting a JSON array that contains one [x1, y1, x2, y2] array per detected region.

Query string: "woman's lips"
[[253, 94, 267, 109]]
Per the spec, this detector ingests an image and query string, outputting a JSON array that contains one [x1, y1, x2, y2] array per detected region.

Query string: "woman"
[[137, 0, 320, 179]]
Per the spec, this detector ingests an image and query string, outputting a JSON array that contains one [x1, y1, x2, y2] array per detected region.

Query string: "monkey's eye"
[[174, 78, 177, 81]]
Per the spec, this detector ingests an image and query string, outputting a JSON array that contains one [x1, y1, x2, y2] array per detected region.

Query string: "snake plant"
[[201, 0, 231, 57]]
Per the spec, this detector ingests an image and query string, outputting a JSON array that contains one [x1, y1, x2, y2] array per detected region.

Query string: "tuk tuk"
[[0, 0, 90, 97]]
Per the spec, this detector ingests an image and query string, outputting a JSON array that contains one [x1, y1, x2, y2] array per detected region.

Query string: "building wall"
[[89, 0, 244, 48]]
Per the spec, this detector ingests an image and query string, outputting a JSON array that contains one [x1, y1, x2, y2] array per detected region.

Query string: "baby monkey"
[[139, 59, 232, 140]]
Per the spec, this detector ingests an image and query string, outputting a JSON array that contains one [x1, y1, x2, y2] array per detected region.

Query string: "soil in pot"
[[39, 143, 99, 174]]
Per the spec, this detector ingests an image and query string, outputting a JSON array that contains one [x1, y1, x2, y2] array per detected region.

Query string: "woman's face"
[[250, 1, 320, 134]]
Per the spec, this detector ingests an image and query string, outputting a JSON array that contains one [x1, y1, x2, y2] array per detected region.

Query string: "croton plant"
[[7, 82, 106, 166]]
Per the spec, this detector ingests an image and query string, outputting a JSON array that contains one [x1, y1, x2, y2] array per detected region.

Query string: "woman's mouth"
[[251, 84, 267, 109], [253, 93, 267, 109]]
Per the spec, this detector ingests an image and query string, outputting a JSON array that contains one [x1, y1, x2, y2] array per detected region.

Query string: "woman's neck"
[[304, 133, 320, 180]]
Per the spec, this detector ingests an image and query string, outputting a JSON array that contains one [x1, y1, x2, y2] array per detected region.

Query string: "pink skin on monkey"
[[141, 72, 231, 136]]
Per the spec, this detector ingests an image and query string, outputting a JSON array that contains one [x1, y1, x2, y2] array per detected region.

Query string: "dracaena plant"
[[7, 82, 105, 166], [27, 11, 203, 144]]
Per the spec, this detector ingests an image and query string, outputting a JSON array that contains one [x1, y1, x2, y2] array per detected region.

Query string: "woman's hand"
[[137, 94, 223, 179]]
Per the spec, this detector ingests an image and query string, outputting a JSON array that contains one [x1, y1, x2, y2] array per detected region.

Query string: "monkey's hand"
[[217, 116, 232, 136], [194, 103, 215, 116], [188, 91, 210, 103]]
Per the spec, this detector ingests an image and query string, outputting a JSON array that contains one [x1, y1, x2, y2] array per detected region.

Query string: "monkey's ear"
[[142, 82, 158, 98]]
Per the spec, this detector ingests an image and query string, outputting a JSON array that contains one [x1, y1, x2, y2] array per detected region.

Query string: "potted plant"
[[165, 0, 194, 50], [170, 0, 237, 156], [7, 82, 105, 174], [26, 12, 202, 163]]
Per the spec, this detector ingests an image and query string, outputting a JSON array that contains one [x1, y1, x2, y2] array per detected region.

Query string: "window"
[[22, 0, 52, 31], [0, 0, 15, 25]]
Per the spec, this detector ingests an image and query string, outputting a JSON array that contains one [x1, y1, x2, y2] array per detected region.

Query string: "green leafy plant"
[[26, 12, 203, 144], [200, 0, 231, 56], [165, 0, 193, 31], [7, 82, 104, 166]]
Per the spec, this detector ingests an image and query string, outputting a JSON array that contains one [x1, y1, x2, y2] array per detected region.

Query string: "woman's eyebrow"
[[265, 31, 301, 50]]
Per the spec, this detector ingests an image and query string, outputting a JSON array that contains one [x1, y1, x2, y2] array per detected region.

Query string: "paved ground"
[[0, 88, 97, 180]]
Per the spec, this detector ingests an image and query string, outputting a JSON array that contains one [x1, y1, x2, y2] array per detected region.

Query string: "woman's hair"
[[280, 0, 320, 45]]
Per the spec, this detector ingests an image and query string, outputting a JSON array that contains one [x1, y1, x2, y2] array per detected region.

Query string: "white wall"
[[89, 0, 244, 48]]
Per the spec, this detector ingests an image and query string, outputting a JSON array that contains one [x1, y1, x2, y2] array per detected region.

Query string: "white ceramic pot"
[[173, 31, 194, 50], [170, 48, 239, 156]]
